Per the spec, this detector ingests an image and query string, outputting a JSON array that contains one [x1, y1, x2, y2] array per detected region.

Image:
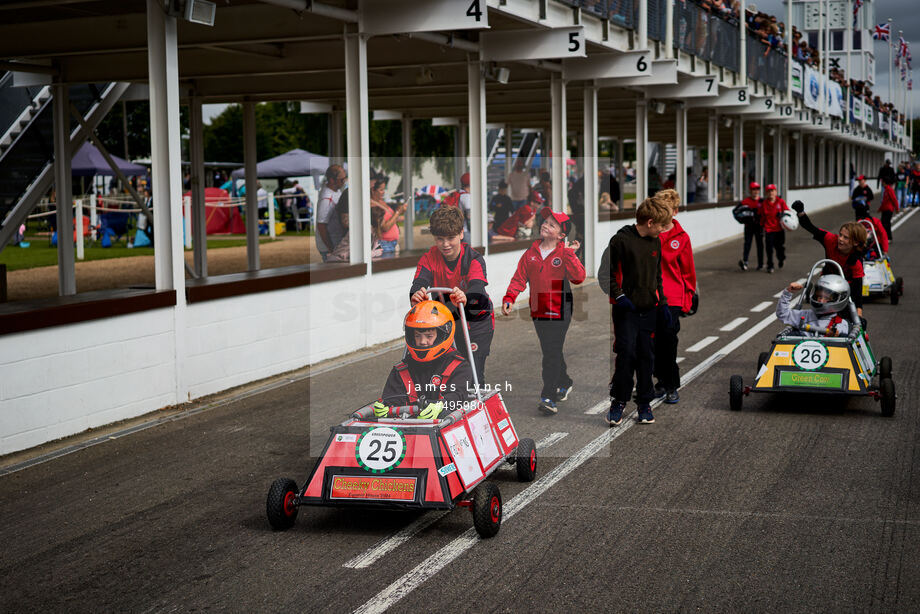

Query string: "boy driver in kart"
[[376, 301, 475, 420], [776, 276, 853, 338]]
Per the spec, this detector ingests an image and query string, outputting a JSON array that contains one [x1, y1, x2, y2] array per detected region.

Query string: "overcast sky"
[[757, 0, 920, 113]]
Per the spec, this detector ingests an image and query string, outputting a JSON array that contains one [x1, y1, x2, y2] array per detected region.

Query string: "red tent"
[[183, 187, 244, 234]]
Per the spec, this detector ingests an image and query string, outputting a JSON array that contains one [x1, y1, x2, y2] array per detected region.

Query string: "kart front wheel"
[[891, 277, 903, 305], [729, 375, 743, 412], [515, 438, 537, 482], [266, 478, 299, 530], [472, 482, 502, 538], [879, 356, 892, 380], [880, 378, 896, 417]]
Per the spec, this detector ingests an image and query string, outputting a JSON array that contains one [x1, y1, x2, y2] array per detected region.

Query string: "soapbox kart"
[[729, 260, 896, 416], [265, 288, 537, 538], [857, 219, 903, 305]]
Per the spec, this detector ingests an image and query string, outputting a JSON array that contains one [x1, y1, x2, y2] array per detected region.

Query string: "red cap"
[[460, 172, 470, 186], [749, 182, 761, 190], [540, 207, 572, 235], [857, 174, 866, 180], [765, 183, 777, 191]]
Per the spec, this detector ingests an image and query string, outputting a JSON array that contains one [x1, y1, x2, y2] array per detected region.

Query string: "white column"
[[844, 142, 852, 183], [755, 124, 765, 188], [53, 83, 75, 295], [243, 101, 259, 271], [75, 196, 84, 261], [781, 131, 789, 202], [504, 123, 513, 178], [190, 96, 207, 277], [636, 97, 648, 204], [617, 138, 625, 210], [147, 0, 184, 294], [345, 32, 371, 265], [818, 138, 826, 185], [638, 0, 648, 50], [331, 110, 344, 165], [468, 59, 487, 248], [773, 127, 782, 187], [676, 103, 687, 203], [739, 0, 747, 84], [707, 112, 718, 202], [402, 116, 414, 250], [786, 0, 793, 101], [583, 84, 598, 273], [795, 132, 804, 186], [550, 73, 566, 212], [733, 118, 744, 200], [666, 0, 675, 59]]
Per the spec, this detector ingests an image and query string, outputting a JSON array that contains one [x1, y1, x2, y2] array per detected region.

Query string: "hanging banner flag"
[[791, 63, 804, 95], [865, 105, 874, 126], [850, 96, 862, 122], [880, 113, 889, 131], [826, 80, 843, 117], [803, 65, 822, 110]]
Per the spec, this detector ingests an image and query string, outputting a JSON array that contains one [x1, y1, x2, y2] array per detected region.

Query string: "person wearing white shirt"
[[315, 165, 347, 261]]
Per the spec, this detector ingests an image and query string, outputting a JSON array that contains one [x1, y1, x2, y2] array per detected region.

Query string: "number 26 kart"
[[729, 260, 895, 416], [265, 288, 537, 538]]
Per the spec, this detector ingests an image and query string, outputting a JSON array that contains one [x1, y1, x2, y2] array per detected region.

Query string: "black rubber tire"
[[472, 482, 502, 538], [729, 375, 743, 412], [890, 283, 900, 305], [266, 477, 299, 530], [757, 352, 770, 372], [879, 356, 892, 380], [515, 438, 537, 482], [880, 377, 896, 417], [898, 277, 904, 295]]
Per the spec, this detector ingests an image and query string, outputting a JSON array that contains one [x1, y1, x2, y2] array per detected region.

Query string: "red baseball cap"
[[460, 172, 470, 186], [540, 207, 572, 235], [749, 182, 761, 189], [857, 174, 866, 180], [765, 183, 777, 191]]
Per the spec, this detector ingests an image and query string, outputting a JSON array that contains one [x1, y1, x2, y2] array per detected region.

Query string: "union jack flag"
[[898, 36, 909, 58], [909, 79, 913, 91], [853, 0, 863, 27], [872, 23, 890, 41]]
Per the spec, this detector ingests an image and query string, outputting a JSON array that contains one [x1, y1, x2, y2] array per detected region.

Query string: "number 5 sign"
[[481, 27, 586, 62]]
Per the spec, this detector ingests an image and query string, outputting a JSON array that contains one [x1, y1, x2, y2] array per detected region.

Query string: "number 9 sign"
[[792, 340, 829, 371], [356, 427, 406, 473]]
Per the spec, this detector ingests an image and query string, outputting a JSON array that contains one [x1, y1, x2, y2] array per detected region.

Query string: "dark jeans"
[[654, 306, 683, 391], [742, 223, 764, 268], [532, 313, 574, 401], [881, 210, 893, 241], [765, 230, 785, 268], [610, 307, 657, 405]]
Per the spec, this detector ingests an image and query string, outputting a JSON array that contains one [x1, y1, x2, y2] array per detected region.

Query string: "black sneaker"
[[778, 259, 785, 269], [653, 385, 666, 399], [538, 398, 557, 414], [767, 267, 775, 274], [738, 260, 748, 271], [756, 265, 764, 271], [665, 389, 680, 404], [607, 400, 626, 426], [637, 405, 655, 424], [556, 385, 572, 402]]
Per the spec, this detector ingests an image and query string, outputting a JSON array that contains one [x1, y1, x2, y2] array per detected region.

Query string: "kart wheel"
[[879, 356, 892, 380], [266, 477, 299, 531], [880, 378, 896, 417], [729, 375, 743, 412], [757, 352, 770, 372], [472, 482, 502, 538], [890, 284, 900, 305], [515, 438, 537, 482]]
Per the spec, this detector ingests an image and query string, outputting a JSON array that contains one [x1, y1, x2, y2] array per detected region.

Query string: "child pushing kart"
[[376, 300, 475, 420]]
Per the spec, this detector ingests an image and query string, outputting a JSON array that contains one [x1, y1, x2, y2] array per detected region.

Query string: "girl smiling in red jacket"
[[502, 208, 586, 414]]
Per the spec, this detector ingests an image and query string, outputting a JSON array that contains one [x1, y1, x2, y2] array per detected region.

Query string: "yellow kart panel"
[[754, 337, 872, 393]]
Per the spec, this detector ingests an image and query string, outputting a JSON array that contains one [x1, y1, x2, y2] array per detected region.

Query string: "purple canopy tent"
[[71, 142, 147, 177], [230, 148, 330, 179]]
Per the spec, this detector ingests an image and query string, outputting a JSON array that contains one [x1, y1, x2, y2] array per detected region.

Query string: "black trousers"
[[742, 223, 764, 267], [881, 210, 893, 242], [610, 308, 657, 405], [532, 312, 573, 401], [654, 306, 683, 391], [765, 230, 785, 268], [467, 319, 494, 385]]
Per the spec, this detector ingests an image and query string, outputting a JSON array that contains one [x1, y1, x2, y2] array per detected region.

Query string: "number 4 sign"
[[361, 0, 490, 35]]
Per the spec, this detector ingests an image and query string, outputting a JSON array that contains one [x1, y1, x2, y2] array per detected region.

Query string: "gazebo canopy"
[[72, 142, 147, 177], [230, 148, 330, 179]]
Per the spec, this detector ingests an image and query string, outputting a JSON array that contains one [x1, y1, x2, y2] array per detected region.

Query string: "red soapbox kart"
[[266, 288, 537, 538]]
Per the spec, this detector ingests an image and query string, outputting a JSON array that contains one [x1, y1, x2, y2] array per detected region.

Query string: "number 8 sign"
[[792, 340, 829, 371], [356, 427, 407, 473]]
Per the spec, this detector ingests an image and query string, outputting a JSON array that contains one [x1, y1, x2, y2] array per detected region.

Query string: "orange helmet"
[[404, 300, 455, 362]]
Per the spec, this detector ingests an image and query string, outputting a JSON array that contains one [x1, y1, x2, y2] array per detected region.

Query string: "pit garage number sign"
[[792, 340, 829, 371], [356, 427, 406, 474]]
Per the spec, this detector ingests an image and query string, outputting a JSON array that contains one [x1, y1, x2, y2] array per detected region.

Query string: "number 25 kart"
[[728, 260, 896, 417], [857, 219, 903, 305], [265, 288, 537, 538]]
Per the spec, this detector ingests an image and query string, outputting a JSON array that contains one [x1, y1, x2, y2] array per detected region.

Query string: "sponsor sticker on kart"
[[437, 463, 457, 477], [355, 427, 407, 474], [335, 433, 357, 443], [330, 475, 417, 501], [778, 371, 843, 389], [792, 340, 829, 371]]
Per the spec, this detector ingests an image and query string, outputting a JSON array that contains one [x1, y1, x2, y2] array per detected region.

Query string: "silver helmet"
[[809, 274, 849, 315]]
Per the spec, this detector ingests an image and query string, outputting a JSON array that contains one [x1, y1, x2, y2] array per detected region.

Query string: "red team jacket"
[[658, 219, 697, 312], [879, 184, 899, 213], [740, 196, 762, 222], [496, 204, 534, 237], [502, 241, 586, 319], [860, 215, 888, 253], [760, 197, 789, 232]]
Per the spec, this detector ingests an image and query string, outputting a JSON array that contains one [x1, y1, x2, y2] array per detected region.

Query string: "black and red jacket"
[[410, 244, 494, 330], [502, 241, 586, 319], [380, 351, 473, 406]]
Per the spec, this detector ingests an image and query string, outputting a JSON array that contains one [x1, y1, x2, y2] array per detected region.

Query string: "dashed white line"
[[891, 206, 919, 231], [751, 301, 773, 312], [720, 317, 749, 331], [676, 357, 686, 363], [685, 336, 719, 352], [534, 431, 569, 449]]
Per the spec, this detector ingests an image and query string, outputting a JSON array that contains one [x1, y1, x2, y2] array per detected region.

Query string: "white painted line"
[[685, 336, 719, 352], [585, 401, 608, 415], [891, 206, 919, 231], [353, 315, 770, 614], [751, 301, 773, 312], [720, 317, 748, 331], [676, 357, 685, 363], [343, 430, 570, 569]]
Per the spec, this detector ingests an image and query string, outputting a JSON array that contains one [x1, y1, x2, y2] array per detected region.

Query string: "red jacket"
[[859, 215, 888, 253], [760, 197, 789, 232], [496, 204, 534, 237], [658, 219, 697, 312], [880, 184, 899, 213], [502, 241, 586, 319], [741, 196, 762, 223]]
